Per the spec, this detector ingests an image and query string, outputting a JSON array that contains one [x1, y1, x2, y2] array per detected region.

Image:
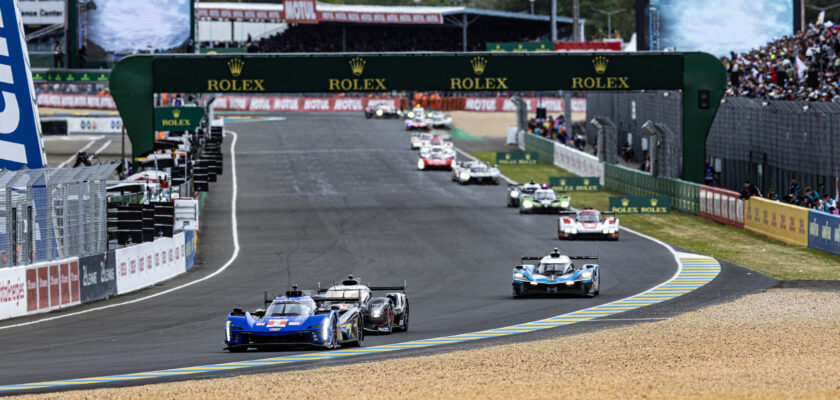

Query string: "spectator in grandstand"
[[704, 160, 715, 186], [789, 179, 802, 199], [639, 155, 650, 173], [803, 187, 820, 209], [766, 188, 779, 201], [740, 180, 762, 199], [820, 193, 837, 213], [53, 40, 63, 68]]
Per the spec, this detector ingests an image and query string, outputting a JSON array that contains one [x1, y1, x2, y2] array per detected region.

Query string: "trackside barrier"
[[552, 141, 604, 185], [115, 232, 186, 295], [699, 186, 743, 228], [523, 132, 555, 165], [807, 210, 840, 255], [604, 164, 700, 214], [0, 257, 81, 321], [212, 96, 399, 112], [744, 197, 809, 246]]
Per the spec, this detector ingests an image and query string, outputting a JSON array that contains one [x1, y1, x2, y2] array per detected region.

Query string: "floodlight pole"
[[550, 0, 557, 41], [572, 0, 581, 41]]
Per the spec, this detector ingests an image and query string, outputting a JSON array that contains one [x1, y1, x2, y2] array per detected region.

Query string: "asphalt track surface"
[[0, 113, 750, 391]]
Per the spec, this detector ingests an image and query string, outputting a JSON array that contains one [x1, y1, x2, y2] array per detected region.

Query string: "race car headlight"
[[225, 320, 231, 342], [460, 172, 470, 181], [510, 191, 520, 198], [514, 272, 526, 280], [407, 112, 415, 118], [560, 201, 569, 208], [580, 271, 592, 280], [376, 109, 383, 116], [372, 309, 382, 318], [522, 201, 533, 209]]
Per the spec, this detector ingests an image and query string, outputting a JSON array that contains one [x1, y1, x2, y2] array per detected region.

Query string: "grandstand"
[[195, 2, 581, 52]]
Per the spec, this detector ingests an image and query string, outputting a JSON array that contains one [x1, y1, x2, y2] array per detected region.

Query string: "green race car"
[[519, 187, 571, 214]]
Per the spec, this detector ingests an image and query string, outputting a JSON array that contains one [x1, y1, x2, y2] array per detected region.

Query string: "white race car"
[[428, 111, 452, 129], [451, 161, 501, 185], [410, 132, 434, 150], [557, 209, 620, 240], [418, 146, 456, 170]]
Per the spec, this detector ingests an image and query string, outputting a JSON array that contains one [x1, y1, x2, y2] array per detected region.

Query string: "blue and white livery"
[[512, 248, 600, 298]]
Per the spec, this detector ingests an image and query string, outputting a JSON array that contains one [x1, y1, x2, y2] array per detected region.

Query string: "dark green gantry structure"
[[109, 52, 725, 183]]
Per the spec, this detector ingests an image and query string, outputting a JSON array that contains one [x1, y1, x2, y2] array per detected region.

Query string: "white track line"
[[0, 131, 240, 331], [55, 135, 105, 168], [93, 140, 113, 156]]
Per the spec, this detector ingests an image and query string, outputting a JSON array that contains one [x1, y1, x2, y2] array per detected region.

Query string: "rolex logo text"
[[327, 57, 387, 91], [571, 56, 630, 90], [206, 58, 266, 92], [450, 57, 509, 90]]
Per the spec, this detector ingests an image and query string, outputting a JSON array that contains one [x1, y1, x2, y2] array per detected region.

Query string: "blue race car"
[[224, 286, 364, 352], [511, 248, 600, 298]]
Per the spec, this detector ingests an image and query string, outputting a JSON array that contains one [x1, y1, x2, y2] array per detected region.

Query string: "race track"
[[0, 113, 678, 387]]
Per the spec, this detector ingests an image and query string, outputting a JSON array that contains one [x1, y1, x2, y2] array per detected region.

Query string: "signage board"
[[496, 152, 538, 166], [154, 107, 205, 131], [549, 176, 600, 192], [609, 196, 671, 214]]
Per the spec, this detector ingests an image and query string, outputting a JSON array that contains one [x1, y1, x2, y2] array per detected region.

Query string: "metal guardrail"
[[523, 133, 555, 165], [604, 163, 699, 214]]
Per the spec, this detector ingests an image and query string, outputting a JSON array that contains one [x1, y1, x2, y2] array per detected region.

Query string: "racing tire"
[[594, 273, 600, 296], [347, 316, 364, 347], [400, 307, 409, 332], [492, 179, 500, 185], [327, 319, 339, 349], [584, 282, 596, 298], [512, 283, 524, 298], [227, 345, 246, 353], [385, 308, 394, 334]]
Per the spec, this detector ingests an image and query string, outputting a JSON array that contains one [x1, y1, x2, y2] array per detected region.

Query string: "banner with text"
[[496, 152, 539, 166], [154, 107, 205, 131], [807, 211, 840, 256], [212, 96, 400, 112], [79, 252, 117, 304], [744, 197, 808, 246], [552, 143, 604, 184], [699, 185, 744, 228], [0, 267, 27, 320], [115, 233, 186, 295], [487, 42, 553, 52], [609, 196, 671, 214], [549, 176, 600, 192], [25, 259, 80, 314], [463, 97, 586, 113], [37, 93, 117, 110]]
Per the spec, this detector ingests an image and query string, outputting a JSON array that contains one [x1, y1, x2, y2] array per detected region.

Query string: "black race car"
[[319, 276, 409, 334], [365, 104, 402, 119]]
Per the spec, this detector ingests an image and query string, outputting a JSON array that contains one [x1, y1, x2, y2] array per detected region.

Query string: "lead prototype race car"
[[224, 286, 364, 352], [418, 145, 456, 170], [519, 185, 571, 214], [507, 180, 541, 207], [512, 248, 600, 298], [558, 209, 620, 240], [451, 161, 501, 185], [320, 276, 409, 334]]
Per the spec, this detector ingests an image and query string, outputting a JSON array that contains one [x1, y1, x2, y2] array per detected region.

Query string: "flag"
[[817, 10, 826, 24], [796, 56, 808, 80]]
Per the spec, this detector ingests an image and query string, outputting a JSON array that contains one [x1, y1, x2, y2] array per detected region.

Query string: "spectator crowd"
[[740, 179, 838, 214], [722, 22, 840, 102]]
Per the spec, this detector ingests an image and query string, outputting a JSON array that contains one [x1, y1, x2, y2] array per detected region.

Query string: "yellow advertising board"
[[744, 197, 809, 246]]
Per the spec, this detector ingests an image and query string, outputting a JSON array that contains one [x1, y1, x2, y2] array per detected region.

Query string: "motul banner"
[[463, 97, 586, 113], [37, 93, 117, 110], [554, 41, 622, 51], [213, 96, 400, 112], [319, 11, 441, 24], [284, 0, 318, 24]]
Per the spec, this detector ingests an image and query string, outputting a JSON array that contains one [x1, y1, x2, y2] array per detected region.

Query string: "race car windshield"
[[578, 213, 601, 222], [521, 185, 539, 193], [470, 165, 487, 172], [534, 191, 556, 201], [538, 263, 571, 274], [267, 302, 313, 317], [324, 289, 368, 303]]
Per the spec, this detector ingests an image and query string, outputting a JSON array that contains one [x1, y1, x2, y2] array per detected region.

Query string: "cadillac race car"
[[519, 186, 571, 214], [507, 180, 541, 207], [418, 146, 456, 170], [365, 104, 402, 119], [428, 111, 452, 129], [224, 287, 364, 352], [558, 209, 619, 240], [512, 248, 600, 298], [451, 161, 501, 185], [320, 276, 409, 334]]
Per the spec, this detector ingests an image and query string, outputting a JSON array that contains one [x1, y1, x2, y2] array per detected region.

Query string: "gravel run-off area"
[[12, 287, 840, 400]]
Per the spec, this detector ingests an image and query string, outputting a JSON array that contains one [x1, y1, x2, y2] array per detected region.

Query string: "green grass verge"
[[472, 151, 840, 280]]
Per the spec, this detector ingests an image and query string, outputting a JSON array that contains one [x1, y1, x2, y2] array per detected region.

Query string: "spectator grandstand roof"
[[195, 2, 580, 25]]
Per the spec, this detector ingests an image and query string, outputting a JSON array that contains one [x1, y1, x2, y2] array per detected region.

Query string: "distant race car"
[[405, 116, 431, 131], [428, 111, 452, 129], [519, 185, 571, 214], [411, 132, 434, 150], [426, 134, 453, 148], [365, 104, 402, 119], [320, 276, 409, 334], [451, 161, 501, 185], [404, 106, 428, 120], [507, 180, 541, 207], [418, 146, 456, 170], [224, 286, 364, 352], [512, 248, 600, 298], [558, 209, 620, 240]]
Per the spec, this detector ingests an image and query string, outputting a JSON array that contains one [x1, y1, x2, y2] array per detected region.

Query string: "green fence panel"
[[604, 164, 699, 214], [523, 133, 555, 165]]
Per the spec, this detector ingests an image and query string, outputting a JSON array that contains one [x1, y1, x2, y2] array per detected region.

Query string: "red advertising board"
[[38, 266, 48, 309], [213, 96, 400, 113], [462, 97, 587, 113], [25, 268, 37, 312], [49, 264, 59, 307], [25, 259, 82, 314], [699, 185, 744, 228], [37, 93, 117, 110], [283, 0, 319, 24], [60, 263, 69, 304], [70, 260, 80, 303], [554, 41, 622, 51]]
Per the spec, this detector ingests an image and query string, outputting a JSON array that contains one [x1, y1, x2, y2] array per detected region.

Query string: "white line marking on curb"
[[0, 131, 240, 331]]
